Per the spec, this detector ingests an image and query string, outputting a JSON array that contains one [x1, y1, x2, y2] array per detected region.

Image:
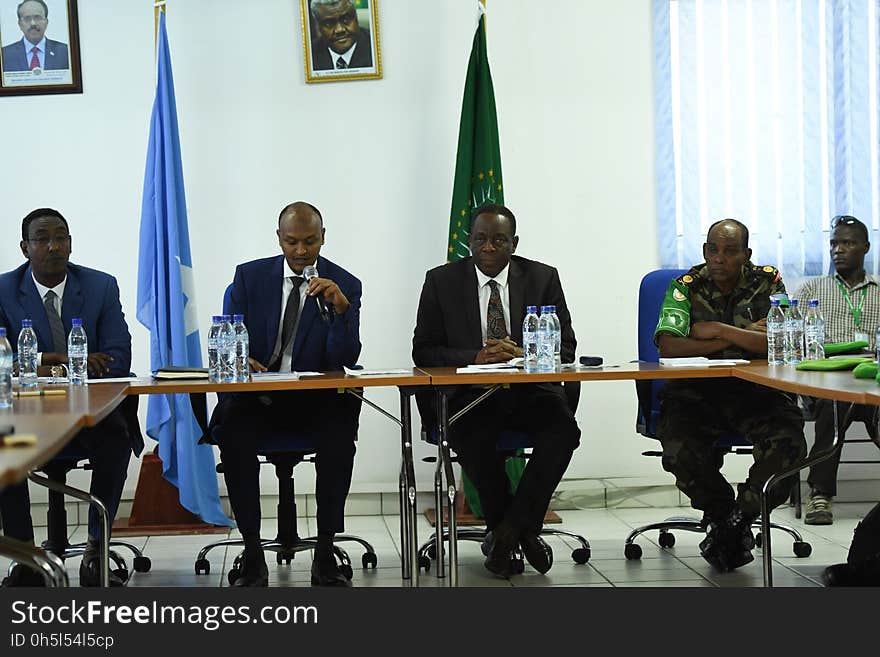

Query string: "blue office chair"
[[415, 384, 591, 576], [32, 392, 152, 583], [193, 286, 377, 583], [625, 268, 811, 559]]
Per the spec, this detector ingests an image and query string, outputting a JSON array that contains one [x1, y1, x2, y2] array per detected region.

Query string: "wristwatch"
[[50, 365, 67, 379]]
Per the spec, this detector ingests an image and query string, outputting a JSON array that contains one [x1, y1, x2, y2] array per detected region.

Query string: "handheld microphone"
[[303, 264, 331, 322]]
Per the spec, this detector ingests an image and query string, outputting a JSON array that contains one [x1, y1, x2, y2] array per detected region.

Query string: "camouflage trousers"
[[657, 379, 806, 522]]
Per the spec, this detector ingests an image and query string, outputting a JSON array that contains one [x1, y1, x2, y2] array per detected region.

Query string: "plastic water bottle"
[[232, 314, 249, 383], [522, 306, 539, 373], [548, 305, 562, 367], [219, 315, 235, 383], [766, 299, 785, 366], [67, 319, 88, 385], [207, 316, 223, 383], [537, 306, 555, 372], [17, 319, 38, 389], [784, 299, 804, 365], [0, 328, 12, 408], [804, 299, 825, 361]]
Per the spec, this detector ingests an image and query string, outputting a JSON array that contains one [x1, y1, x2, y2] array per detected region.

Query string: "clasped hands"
[[475, 336, 523, 365], [36, 351, 115, 378]]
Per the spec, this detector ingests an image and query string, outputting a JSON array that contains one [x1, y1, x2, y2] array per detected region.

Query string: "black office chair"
[[625, 268, 812, 560], [415, 383, 591, 575], [193, 286, 378, 583], [34, 393, 152, 583]]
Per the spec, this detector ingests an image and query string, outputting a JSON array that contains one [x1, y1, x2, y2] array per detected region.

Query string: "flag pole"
[[154, 0, 165, 50]]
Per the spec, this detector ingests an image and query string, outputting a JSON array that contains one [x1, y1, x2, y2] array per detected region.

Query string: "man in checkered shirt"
[[795, 215, 880, 525]]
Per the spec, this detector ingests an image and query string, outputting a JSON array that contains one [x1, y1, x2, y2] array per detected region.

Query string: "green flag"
[[447, 13, 523, 518], [447, 14, 504, 259]]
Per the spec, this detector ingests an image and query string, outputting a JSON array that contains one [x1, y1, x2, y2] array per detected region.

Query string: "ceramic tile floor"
[[3, 502, 872, 587]]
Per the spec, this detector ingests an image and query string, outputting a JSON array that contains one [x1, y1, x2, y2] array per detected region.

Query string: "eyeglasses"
[[19, 15, 47, 23], [831, 215, 860, 228], [27, 235, 71, 247], [471, 235, 511, 249]]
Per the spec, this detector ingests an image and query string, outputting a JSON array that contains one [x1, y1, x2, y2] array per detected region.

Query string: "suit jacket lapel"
[[60, 267, 84, 329], [264, 256, 285, 359], [462, 260, 483, 348], [508, 259, 525, 345], [18, 265, 52, 349]]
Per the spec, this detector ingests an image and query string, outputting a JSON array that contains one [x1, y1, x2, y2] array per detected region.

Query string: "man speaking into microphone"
[[206, 201, 362, 587]]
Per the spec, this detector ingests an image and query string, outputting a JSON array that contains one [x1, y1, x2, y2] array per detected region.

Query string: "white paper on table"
[[456, 366, 518, 374], [14, 376, 69, 384], [251, 372, 300, 381], [82, 377, 140, 384], [343, 366, 411, 377], [659, 357, 750, 367]]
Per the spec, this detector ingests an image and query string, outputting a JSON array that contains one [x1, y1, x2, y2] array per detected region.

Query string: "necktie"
[[29, 46, 39, 70], [486, 280, 507, 340], [269, 276, 304, 371], [43, 290, 66, 354], [335, 56, 347, 69]]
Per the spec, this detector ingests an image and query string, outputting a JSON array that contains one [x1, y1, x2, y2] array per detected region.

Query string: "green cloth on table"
[[823, 340, 870, 356], [796, 357, 873, 371], [853, 362, 879, 379]]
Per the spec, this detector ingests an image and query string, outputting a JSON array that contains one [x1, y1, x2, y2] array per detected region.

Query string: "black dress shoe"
[[520, 532, 553, 574], [232, 549, 269, 587], [79, 555, 125, 587], [310, 556, 352, 587], [2, 563, 47, 587], [823, 561, 880, 587]]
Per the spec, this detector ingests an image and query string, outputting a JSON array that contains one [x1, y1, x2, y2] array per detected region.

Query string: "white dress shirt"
[[328, 41, 358, 68], [270, 260, 307, 372], [475, 263, 511, 344], [31, 272, 66, 365]]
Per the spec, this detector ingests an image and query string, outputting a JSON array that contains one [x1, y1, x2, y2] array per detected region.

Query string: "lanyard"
[[835, 279, 868, 328]]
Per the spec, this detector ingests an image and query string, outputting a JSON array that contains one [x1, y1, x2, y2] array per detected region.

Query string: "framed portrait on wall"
[[0, 0, 82, 96], [300, 0, 382, 83]]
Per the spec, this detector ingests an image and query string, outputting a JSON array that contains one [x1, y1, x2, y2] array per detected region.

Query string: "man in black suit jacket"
[[309, 0, 373, 70], [1, 1, 69, 72], [412, 204, 581, 578]]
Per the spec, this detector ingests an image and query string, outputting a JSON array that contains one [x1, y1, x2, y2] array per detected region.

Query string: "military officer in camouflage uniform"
[[654, 218, 806, 572]]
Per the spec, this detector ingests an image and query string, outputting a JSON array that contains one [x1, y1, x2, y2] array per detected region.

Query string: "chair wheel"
[[133, 556, 151, 572], [418, 556, 431, 573], [510, 557, 525, 575], [624, 543, 643, 560], [112, 568, 129, 583], [194, 558, 210, 575], [227, 568, 239, 586], [340, 564, 354, 580], [362, 552, 378, 569], [658, 532, 676, 549], [571, 547, 590, 564], [793, 541, 812, 558], [755, 533, 763, 548]]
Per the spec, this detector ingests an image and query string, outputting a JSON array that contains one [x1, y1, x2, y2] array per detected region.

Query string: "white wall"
[[0, 0, 662, 501]]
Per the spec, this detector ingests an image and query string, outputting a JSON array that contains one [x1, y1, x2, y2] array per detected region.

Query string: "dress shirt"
[[475, 263, 511, 344], [270, 259, 307, 372], [328, 41, 357, 68], [31, 272, 66, 365], [21, 37, 45, 69]]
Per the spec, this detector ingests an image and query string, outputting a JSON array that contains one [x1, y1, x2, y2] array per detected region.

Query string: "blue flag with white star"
[[136, 10, 231, 527]]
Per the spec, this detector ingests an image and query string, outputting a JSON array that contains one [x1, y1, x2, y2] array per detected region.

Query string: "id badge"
[[855, 330, 869, 343]]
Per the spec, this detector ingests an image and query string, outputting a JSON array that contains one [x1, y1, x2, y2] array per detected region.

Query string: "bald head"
[[703, 218, 752, 293], [706, 218, 749, 250], [277, 202, 325, 273]]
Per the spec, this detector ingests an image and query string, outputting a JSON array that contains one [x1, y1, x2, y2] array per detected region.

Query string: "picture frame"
[[300, 0, 382, 84], [0, 0, 82, 97]]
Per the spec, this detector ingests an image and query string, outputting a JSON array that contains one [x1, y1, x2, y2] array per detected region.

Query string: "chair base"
[[623, 515, 812, 560], [194, 534, 378, 584], [417, 526, 591, 575]]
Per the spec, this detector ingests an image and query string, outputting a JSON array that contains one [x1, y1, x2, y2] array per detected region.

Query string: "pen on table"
[[13, 389, 67, 398]]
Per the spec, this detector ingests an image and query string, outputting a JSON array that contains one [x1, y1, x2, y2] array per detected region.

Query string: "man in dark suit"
[[0, 208, 138, 587], [412, 204, 581, 578], [1, 1, 69, 72], [208, 202, 362, 587], [309, 0, 373, 70]]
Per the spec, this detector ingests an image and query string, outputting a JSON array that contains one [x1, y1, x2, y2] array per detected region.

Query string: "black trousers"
[[211, 390, 360, 538], [0, 407, 131, 543], [657, 379, 806, 521], [446, 383, 580, 535], [807, 399, 879, 497]]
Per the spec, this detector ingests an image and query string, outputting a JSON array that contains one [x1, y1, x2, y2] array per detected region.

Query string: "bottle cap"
[[0, 327, 6, 337], [770, 299, 780, 306], [790, 299, 799, 306], [809, 299, 819, 307], [212, 315, 224, 322], [71, 318, 82, 326], [233, 314, 244, 322], [21, 319, 32, 327], [526, 305, 537, 313]]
